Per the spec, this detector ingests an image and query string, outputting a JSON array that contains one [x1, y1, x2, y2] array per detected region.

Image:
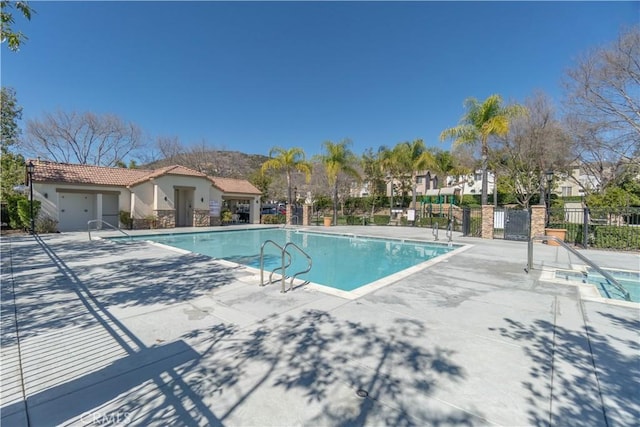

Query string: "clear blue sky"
[[2, 1, 638, 160]]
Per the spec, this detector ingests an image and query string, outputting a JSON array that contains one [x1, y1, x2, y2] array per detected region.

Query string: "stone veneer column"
[[530, 205, 546, 240], [481, 205, 494, 239], [192, 209, 210, 227], [302, 204, 311, 226], [286, 205, 292, 225], [154, 210, 175, 229]]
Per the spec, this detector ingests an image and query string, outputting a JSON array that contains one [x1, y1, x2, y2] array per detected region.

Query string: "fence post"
[[583, 207, 589, 249]]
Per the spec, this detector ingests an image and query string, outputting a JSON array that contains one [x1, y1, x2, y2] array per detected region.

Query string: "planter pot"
[[323, 217, 332, 227], [545, 228, 567, 246]]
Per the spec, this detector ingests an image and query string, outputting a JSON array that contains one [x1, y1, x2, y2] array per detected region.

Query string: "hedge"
[[593, 225, 640, 250]]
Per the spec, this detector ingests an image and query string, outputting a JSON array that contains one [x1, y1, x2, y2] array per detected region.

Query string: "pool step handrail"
[[269, 250, 293, 284], [260, 240, 286, 288], [88, 219, 131, 241], [283, 242, 312, 291], [259, 239, 313, 293], [526, 234, 631, 301]]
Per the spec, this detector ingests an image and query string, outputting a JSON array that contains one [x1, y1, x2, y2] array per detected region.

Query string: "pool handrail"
[[526, 234, 631, 301], [259, 239, 312, 293], [88, 219, 131, 241], [283, 242, 312, 291], [260, 240, 286, 290]]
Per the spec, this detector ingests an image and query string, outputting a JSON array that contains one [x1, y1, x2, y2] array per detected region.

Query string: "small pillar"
[[481, 205, 494, 239], [530, 205, 546, 240], [302, 204, 311, 226], [286, 204, 292, 225]]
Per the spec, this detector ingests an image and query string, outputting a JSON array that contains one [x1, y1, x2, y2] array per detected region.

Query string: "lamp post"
[[26, 161, 35, 234], [545, 170, 554, 227]]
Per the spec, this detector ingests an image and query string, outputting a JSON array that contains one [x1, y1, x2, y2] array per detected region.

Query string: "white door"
[[58, 193, 95, 231]]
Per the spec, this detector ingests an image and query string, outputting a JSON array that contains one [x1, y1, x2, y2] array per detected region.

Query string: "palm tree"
[[321, 139, 360, 226], [261, 147, 312, 224], [403, 139, 435, 225], [379, 143, 412, 221], [440, 94, 526, 205]]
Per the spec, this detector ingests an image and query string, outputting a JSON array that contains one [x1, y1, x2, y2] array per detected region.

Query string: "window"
[[561, 186, 572, 197]]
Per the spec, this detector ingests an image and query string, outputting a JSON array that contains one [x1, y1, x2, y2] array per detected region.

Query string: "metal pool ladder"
[[260, 239, 313, 293], [526, 234, 631, 301], [88, 219, 131, 241]]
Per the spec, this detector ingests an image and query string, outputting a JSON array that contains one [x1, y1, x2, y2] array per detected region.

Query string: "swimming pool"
[[120, 228, 464, 293], [554, 268, 640, 303]]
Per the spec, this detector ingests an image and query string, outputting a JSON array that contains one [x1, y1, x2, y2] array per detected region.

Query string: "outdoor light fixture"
[[545, 170, 554, 184], [26, 161, 35, 234]]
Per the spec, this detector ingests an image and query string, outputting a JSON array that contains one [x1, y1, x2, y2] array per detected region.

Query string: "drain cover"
[[356, 389, 369, 398]]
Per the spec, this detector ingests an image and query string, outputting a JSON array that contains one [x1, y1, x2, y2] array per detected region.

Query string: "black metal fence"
[[461, 207, 482, 237], [549, 207, 640, 251]]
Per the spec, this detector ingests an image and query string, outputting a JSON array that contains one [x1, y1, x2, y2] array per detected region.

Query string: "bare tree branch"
[[23, 110, 144, 166]]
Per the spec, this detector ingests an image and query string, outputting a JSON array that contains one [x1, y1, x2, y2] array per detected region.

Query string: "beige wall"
[[33, 182, 130, 221], [34, 175, 261, 228]]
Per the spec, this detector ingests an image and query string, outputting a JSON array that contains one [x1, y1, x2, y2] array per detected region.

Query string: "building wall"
[[33, 182, 131, 231]]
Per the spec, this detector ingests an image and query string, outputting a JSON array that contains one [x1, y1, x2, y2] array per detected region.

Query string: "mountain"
[[144, 150, 269, 179]]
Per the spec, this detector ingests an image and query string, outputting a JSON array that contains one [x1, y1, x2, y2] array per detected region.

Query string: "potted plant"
[[221, 210, 232, 225]]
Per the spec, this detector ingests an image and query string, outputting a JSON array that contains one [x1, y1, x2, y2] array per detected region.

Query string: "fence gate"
[[504, 208, 530, 241]]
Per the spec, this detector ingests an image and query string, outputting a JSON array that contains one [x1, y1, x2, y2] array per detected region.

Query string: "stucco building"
[[28, 160, 262, 232]]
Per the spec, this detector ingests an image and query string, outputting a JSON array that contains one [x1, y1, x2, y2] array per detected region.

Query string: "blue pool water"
[[555, 268, 640, 302], [121, 229, 459, 291]]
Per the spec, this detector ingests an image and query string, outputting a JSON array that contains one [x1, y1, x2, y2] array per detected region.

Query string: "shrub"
[[593, 225, 640, 250], [17, 197, 41, 230], [372, 215, 389, 225], [35, 215, 58, 233], [418, 216, 449, 228], [119, 210, 133, 229], [261, 214, 285, 224], [346, 215, 369, 225]]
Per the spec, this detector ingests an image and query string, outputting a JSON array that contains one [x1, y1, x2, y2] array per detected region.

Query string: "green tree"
[[1, 1, 34, 51], [402, 139, 435, 223], [321, 139, 360, 225], [248, 169, 271, 203], [378, 143, 411, 219], [428, 149, 470, 188], [440, 94, 526, 205], [261, 147, 312, 223], [1, 87, 26, 200], [361, 147, 387, 217]]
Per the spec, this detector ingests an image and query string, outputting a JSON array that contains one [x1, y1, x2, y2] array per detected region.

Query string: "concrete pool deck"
[[1, 225, 638, 426]]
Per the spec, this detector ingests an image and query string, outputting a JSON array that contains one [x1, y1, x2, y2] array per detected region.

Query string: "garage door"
[[58, 193, 96, 231]]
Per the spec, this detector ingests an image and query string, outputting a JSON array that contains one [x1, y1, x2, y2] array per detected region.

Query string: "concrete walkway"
[[1, 226, 638, 426]]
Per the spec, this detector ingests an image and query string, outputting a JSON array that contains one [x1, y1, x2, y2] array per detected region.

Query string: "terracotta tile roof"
[[210, 177, 262, 195], [126, 164, 209, 186], [29, 160, 261, 195], [30, 160, 151, 186]]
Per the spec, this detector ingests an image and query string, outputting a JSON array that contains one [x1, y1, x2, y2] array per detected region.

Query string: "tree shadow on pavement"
[[177, 309, 477, 426], [491, 310, 639, 427]]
